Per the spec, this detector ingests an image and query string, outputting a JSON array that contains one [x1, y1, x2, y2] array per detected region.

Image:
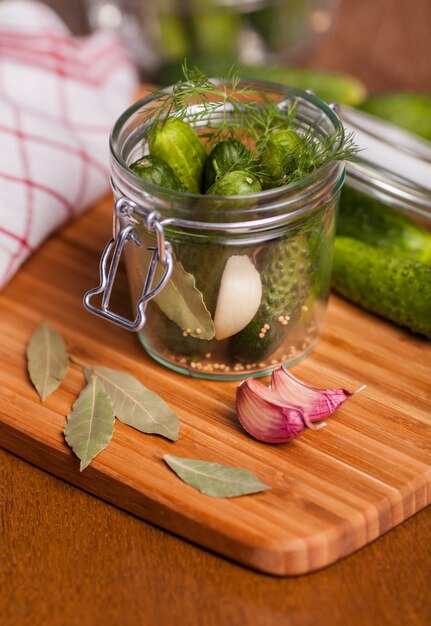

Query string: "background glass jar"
[[85, 82, 345, 379], [83, 0, 339, 79], [340, 106, 431, 218]]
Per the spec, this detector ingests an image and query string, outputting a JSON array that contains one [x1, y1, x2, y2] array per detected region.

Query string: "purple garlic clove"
[[270, 365, 364, 427], [235, 368, 364, 444], [236, 377, 311, 443]]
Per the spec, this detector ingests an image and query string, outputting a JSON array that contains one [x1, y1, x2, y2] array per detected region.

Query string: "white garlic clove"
[[214, 255, 262, 340]]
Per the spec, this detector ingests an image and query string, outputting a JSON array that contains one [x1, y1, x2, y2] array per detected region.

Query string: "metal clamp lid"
[[83, 197, 173, 331]]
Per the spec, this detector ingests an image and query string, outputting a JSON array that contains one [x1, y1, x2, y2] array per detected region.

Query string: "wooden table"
[[2, 1, 431, 624]]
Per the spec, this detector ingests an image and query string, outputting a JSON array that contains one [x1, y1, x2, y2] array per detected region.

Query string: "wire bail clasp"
[[83, 197, 173, 331]]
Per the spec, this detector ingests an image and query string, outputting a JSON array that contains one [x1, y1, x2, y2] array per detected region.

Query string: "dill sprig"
[[143, 62, 295, 146], [141, 62, 358, 190], [143, 62, 253, 139], [277, 130, 359, 186]]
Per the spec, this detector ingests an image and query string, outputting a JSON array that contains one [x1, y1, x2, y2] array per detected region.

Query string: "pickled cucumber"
[[230, 235, 312, 362], [203, 139, 255, 191], [261, 128, 300, 184], [338, 186, 431, 265], [332, 237, 431, 338], [207, 170, 261, 196], [148, 118, 207, 193], [130, 155, 182, 190]]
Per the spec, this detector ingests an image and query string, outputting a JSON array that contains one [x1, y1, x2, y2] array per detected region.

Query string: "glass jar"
[[340, 106, 431, 219], [83, 0, 339, 78], [84, 81, 345, 379]]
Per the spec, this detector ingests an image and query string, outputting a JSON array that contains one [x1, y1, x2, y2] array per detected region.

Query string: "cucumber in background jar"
[[158, 2, 240, 70]]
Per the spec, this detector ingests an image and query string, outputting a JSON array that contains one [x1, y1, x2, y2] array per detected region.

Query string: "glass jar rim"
[[109, 79, 345, 214]]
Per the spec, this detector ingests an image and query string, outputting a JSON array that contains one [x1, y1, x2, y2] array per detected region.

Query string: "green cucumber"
[[248, 0, 308, 54], [207, 170, 261, 195], [261, 128, 300, 184], [332, 237, 431, 338], [236, 65, 367, 107], [148, 118, 207, 193], [130, 155, 182, 190], [360, 93, 431, 141], [203, 139, 255, 191], [230, 235, 312, 362], [191, 10, 240, 63], [158, 14, 189, 61], [338, 186, 431, 265], [156, 62, 367, 107]]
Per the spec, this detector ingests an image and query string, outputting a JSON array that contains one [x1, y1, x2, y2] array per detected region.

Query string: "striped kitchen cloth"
[[0, 0, 138, 289]]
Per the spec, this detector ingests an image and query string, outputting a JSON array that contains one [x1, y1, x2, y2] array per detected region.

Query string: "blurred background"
[[33, 0, 431, 142], [39, 0, 431, 95]]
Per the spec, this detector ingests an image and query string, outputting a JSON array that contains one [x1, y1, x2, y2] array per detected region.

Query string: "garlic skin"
[[236, 378, 309, 443], [270, 365, 363, 425], [214, 255, 262, 340], [236, 368, 363, 444]]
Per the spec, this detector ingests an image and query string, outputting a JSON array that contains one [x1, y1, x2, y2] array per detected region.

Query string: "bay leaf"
[[153, 261, 215, 340], [27, 321, 69, 401], [64, 375, 115, 471], [163, 455, 270, 498], [90, 365, 179, 441]]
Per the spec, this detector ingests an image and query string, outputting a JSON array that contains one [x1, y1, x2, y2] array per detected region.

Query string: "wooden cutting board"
[[1, 195, 430, 576]]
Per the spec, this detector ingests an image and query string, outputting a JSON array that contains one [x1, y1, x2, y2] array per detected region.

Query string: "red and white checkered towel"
[[0, 0, 138, 289]]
